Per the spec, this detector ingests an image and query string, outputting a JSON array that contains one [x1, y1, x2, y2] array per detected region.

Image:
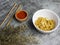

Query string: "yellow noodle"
[[35, 17, 55, 31]]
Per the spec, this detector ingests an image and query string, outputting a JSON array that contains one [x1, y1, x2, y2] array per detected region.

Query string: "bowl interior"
[[32, 9, 58, 33]]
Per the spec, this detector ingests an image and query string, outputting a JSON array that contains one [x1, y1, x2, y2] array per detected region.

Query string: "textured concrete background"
[[0, 0, 60, 45]]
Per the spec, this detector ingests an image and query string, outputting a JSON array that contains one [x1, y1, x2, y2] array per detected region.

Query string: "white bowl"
[[32, 9, 60, 33]]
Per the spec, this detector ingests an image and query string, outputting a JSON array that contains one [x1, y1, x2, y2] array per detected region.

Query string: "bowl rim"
[[32, 9, 60, 33]]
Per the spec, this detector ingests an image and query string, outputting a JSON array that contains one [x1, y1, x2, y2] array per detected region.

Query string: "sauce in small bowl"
[[15, 10, 28, 22]]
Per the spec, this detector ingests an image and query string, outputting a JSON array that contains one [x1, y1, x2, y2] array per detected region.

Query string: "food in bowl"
[[15, 10, 28, 22], [35, 17, 55, 31], [32, 9, 60, 33]]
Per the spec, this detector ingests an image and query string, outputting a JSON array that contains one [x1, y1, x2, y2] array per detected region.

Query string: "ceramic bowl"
[[32, 9, 60, 33], [15, 10, 28, 22]]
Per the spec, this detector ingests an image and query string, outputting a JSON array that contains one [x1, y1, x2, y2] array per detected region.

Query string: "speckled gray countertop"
[[0, 0, 60, 45]]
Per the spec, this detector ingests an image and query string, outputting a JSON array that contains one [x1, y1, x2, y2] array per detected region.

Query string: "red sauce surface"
[[16, 11, 27, 19]]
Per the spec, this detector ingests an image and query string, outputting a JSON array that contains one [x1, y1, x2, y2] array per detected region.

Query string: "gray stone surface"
[[0, 0, 60, 45]]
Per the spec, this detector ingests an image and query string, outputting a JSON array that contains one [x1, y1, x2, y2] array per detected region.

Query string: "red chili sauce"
[[16, 11, 27, 19]]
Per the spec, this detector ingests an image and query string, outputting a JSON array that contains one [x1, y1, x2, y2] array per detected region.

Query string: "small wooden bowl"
[[15, 10, 28, 22]]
